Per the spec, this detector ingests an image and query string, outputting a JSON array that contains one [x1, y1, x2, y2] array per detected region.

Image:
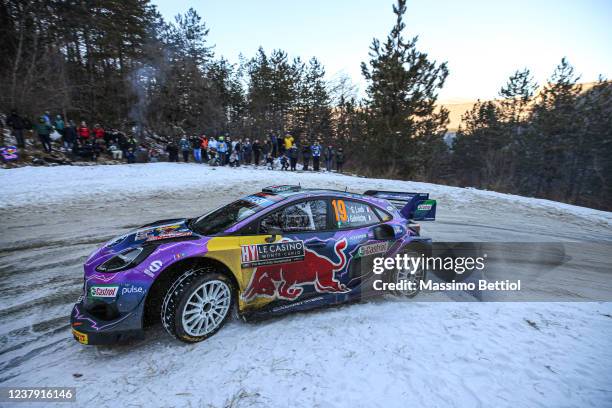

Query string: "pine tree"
[[527, 58, 582, 198], [360, 0, 449, 178]]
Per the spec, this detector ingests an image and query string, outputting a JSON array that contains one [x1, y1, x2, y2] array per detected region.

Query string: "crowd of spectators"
[[167, 132, 346, 172], [4, 110, 346, 172]]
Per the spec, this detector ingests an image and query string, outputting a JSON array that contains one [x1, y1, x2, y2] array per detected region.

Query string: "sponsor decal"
[[358, 241, 389, 257], [417, 203, 432, 211], [143, 260, 163, 278], [89, 285, 119, 298], [174, 252, 186, 260], [347, 233, 368, 244], [271, 296, 324, 312], [121, 285, 145, 296], [72, 329, 88, 345], [134, 224, 193, 242], [242, 238, 349, 301], [146, 231, 192, 241], [241, 240, 305, 268]]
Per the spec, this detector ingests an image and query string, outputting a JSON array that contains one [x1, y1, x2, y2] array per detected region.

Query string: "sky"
[[153, 0, 612, 102]]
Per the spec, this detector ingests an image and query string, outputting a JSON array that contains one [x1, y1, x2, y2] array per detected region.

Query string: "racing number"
[[332, 199, 348, 222]]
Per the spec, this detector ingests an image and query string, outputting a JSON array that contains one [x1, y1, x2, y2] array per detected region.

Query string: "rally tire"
[[161, 270, 234, 343], [391, 250, 426, 298]]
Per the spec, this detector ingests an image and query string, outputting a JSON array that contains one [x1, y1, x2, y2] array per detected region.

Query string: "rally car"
[[71, 185, 436, 345]]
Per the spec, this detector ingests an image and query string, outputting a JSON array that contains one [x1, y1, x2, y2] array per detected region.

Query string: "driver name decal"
[[241, 241, 305, 268]]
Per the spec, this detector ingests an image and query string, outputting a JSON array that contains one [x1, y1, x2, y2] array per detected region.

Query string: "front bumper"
[[70, 296, 146, 345]]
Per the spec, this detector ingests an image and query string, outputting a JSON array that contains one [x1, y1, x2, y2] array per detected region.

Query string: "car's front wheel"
[[392, 250, 426, 298], [161, 270, 234, 343]]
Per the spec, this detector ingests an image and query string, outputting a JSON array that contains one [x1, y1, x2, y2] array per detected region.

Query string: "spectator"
[[77, 122, 90, 143], [276, 133, 284, 156], [234, 138, 242, 164], [109, 142, 123, 160], [311, 140, 322, 171], [324, 144, 334, 172], [266, 152, 275, 169], [6, 109, 26, 148], [191, 135, 202, 163], [253, 139, 261, 165], [302, 142, 312, 171], [166, 140, 179, 162], [217, 136, 227, 165], [269, 132, 278, 157], [42, 111, 52, 126], [118, 132, 129, 158], [208, 136, 218, 155], [63, 120, 77, 150], [280, 154, 289, 171], [126, 134, 138, 154], [179, 135, 190, 162], [93, 124, 105, 140], [262, 140, 271, 166], [91, 138, 101, 162], [54, 115, 65, 140], [149, 148, 160, 163], [335, 147, 345, 173], [283, 133, 294, 152], [242, 138, 252, 164], [223, 136, 233, 164], [126, 148, 136, 164], [200, 134, 209, 162], [33, 116, 52, 153], [288, 145, 298, 171], [229, 150, 239, 167]]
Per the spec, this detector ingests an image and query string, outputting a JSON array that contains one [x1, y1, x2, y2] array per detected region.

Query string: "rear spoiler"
[[364, 190, 436, 221]]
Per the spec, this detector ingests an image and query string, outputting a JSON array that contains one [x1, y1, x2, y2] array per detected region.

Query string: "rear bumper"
[[70, 297, 145, 345]]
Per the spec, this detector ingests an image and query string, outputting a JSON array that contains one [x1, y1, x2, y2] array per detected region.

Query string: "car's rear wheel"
[[161, 270, 234, 343], [392, 250, 425, 298]]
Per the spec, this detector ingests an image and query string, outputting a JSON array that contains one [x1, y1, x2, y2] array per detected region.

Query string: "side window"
[[374, 206, 392, 222], [331, 199, 380, 229], [260, 200, 328, 233]]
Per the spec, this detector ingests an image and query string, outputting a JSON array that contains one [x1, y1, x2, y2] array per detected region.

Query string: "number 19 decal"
[[332, 199, 348, 222]]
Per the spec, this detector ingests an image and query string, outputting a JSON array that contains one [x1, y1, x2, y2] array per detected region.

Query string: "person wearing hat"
[[33, 116, 53, 153], [217, 136, 227, 165], [324, 144, 334, 172], [311, 140, 322, 171]]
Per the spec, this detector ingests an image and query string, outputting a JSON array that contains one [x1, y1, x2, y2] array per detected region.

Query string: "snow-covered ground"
[[1, 163, 611, 407]]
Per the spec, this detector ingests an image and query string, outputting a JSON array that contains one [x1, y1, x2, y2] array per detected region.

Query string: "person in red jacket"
[[93, 124, 105, 139], [200, 134, 209, 162], [77, 122, 90, 143]]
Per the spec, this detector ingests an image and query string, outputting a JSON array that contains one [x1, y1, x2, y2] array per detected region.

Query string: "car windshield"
[[190, 193, 285, 236]]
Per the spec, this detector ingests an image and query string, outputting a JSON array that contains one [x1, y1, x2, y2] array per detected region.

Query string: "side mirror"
[[265, 226, 282, 243], [372, 224, 395, 241]]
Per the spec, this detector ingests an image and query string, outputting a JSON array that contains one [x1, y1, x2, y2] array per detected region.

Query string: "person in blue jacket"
[[217, 136, 228, 166], [311, 140, 322, 171], [179, 135, 190, 162]]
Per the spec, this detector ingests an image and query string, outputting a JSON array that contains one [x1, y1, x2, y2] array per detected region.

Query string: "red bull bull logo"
[[242, 239, 349, 301]]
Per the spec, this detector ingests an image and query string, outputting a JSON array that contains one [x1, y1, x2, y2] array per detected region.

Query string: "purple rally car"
[[71, 185, 436, 345]]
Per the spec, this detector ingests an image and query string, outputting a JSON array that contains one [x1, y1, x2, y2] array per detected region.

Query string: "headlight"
[[96, 246, 154, 272]]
